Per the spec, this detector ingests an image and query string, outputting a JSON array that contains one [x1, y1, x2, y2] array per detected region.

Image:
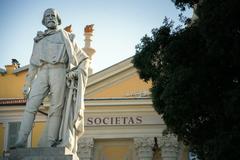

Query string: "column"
[[77, 137, 94, 160], [3, 122, 8, 151], [160, 134, 179, 160], [134, 137, 154, 160]]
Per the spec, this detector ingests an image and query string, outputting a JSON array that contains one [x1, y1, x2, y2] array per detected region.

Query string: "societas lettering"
[[86, 116, 143, 126]]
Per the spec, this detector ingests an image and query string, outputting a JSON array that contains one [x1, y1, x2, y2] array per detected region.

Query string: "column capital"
[[161, 134, 178, 148], [78, 137, 94, 160], [160, 134, 179, 160], [134, 137, 155, 160], [134, 136, 155, 148]]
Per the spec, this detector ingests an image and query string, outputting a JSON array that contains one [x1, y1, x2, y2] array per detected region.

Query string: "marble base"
[[8, 147, 79, 160]]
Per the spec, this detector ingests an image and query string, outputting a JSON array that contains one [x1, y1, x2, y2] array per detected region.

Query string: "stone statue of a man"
[[12, 8, 90, 151]]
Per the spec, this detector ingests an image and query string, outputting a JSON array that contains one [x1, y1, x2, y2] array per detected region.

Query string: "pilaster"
[[160, 134, 179, 160], [134, 137, 154, 160], [3, 122, 8, 151], [77, 137, 94, 160]]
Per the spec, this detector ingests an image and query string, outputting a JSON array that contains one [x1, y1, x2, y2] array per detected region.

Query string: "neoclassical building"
[[0, 57, 189, 159]]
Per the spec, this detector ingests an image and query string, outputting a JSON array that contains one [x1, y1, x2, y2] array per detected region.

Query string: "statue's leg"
[[13, 68, 49, 148], [48, 65, 66, 147], [13, 110, 35, 148]]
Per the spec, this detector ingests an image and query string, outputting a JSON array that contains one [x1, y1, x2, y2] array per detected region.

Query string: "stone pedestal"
[[8, 147, 79, 160]]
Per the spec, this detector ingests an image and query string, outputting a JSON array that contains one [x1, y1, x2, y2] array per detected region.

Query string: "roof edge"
[[0, 68, 6, 74], [13, 65, 29, 74], [87, 56, 134, 86]]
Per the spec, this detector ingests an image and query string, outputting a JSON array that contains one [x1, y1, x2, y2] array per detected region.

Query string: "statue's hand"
[[73, 109, 84, 133], [66, 70, 78, 80], [23, 85, 31, 99]]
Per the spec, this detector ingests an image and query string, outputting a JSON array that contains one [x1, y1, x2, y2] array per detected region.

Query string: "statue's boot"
[[48, 115, 61, 147], [10, 111, 35, 149]]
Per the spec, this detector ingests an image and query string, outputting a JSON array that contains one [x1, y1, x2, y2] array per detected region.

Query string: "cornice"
[[85, 97, 152, 107], [0, 98, 26, 105]]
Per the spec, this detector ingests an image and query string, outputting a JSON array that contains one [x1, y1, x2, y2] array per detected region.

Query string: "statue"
[[11, 8, 92, 155]]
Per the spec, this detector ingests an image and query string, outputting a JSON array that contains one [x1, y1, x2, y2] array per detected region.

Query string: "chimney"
[[5, 64, 17, 74], [4, 59, 20, 74]]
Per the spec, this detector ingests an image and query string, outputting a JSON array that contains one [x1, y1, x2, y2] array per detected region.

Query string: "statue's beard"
[[46, 21, 57, 29]]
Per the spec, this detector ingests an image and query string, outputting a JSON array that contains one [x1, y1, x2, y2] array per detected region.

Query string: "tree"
[[132, 0, 240, 159]]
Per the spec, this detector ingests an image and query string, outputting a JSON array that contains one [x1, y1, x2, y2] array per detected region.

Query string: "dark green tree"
[[132, 0, 240, 159]]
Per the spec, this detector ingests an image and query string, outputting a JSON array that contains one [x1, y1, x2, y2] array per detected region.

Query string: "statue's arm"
[[66, 32, 89, 79], [23, 64, 38, 98]]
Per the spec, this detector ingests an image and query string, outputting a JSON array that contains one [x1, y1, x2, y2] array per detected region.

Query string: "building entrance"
[[93, 138, 136, 160]]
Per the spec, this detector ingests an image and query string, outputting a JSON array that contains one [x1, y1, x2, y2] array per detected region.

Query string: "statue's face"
[[44, 9, 58, 29]]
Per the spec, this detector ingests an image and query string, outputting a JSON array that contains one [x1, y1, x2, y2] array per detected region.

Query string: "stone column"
[[77, 137, 94, 160], [160, 134, 179, 160], [134, 137, 154, 160]]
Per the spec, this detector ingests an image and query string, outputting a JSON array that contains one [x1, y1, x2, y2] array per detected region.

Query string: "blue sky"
[[0, 0, 192, 73]]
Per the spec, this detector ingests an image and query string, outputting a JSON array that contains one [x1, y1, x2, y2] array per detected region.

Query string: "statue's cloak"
[[59, 55, 89, 153]]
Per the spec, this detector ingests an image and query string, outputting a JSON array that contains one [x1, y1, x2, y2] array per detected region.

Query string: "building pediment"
[[86, 57, 152, 99]]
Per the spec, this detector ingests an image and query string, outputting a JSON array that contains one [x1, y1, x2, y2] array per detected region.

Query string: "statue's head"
[[42, 8, 61, 29]]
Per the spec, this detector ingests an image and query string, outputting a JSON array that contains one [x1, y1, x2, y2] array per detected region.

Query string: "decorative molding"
[[134, 137, 154, 160], [133, 135, 180, 160], [85, 97, 152, 107], [78, 137, 94, 160], [125, 89, 151, 98], [160, 134, 179, 148], [134, 137, 154, 148], [0, 105, 47, 122], [0, 99, 26, 105], [160, 134, 179, 160]]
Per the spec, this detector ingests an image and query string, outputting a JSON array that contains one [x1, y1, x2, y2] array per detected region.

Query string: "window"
[[7, 122, 23, 149]]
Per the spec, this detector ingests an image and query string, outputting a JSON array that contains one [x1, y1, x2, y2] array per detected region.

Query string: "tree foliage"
[[132, 0, 240, 159]]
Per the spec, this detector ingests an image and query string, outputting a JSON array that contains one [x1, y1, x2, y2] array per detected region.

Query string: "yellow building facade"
[[0, 58, 188, 159]]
